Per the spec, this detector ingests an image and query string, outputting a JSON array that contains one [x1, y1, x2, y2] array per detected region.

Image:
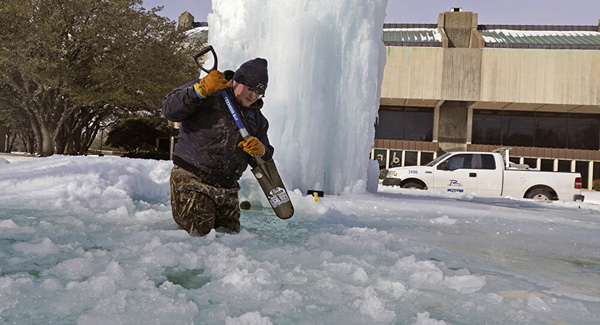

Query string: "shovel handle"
[[220, 89, 250, 135], [193, 45, 218, 74], [220, 90, 265, 165], [194, 46, 264, 167]]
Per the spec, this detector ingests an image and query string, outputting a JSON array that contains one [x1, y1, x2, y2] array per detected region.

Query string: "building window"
[[421, 152, 435, 165], [568, 115, 600, 150], [502, 112, 534, 147], [375, 109, 404, 140], [523, 158, 537, 169], [509, 157, 521, 165], [404, 151, 418, 166], [472, 111, 501, 145], [472, 110, 600, 150], [404, 108, 434, 141], [558, 160, 571, 172], [540, 159, 554, 171], [534, 113, 568, 148], [375, 106, 433, 141]]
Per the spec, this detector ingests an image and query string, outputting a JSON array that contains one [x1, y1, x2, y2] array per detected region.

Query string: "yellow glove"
[[193, 70, 231, 98], [238, 136, 265, 156]]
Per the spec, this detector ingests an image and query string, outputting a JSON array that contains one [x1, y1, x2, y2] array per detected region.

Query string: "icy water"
[[1, 156, 600, 324]]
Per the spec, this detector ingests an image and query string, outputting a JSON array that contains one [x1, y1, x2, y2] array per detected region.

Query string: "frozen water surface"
[[1, 155, 599, 324]]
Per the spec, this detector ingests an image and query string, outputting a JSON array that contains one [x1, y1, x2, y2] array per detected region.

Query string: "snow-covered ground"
[[1, 155, 599, 324]]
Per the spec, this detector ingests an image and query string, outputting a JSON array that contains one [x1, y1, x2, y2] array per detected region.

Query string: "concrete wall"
[[437, 101, 469, 151], [437, 11, 478, 48], [381, 47, 443, 101], [178, 12, 194, 30], [381, 46, 600, 107], [442, 49, 482, 100], [480, 49, 600, 105]]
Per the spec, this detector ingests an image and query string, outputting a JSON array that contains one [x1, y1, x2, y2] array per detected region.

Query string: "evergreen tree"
[[0, 0, 198, 156]]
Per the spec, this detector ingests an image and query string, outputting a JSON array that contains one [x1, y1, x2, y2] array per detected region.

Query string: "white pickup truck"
[[382, 150, 585, 202]]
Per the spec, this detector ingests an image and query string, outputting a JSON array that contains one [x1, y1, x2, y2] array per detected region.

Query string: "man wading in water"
[[162, 58, 273, 236]]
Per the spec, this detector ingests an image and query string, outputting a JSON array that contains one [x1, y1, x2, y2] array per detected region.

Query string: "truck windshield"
[[426, 153, 451, 167]]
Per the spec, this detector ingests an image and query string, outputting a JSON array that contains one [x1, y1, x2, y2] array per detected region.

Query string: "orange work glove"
[[193, 70, 231, 98], [237, 136, 265, 156]]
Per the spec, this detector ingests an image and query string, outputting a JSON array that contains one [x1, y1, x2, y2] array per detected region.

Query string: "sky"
[[143, 0, 600, 25], [1, 154, 600, 323]]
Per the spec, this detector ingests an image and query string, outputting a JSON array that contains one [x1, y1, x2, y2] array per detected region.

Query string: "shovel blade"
[[251, 159, 294, 219]]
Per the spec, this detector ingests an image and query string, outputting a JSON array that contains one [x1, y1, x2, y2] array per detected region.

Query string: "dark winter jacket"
[[162, 77, 274, 189]]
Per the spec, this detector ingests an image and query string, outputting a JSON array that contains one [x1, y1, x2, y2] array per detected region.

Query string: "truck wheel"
[[402, 182, 424, 190], [526, 188, 553, 201]]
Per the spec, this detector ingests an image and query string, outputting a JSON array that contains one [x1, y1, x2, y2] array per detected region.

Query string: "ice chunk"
[[443, 275, 486, 294], [414, 311, 447, 325], [367, 159, 380, 193], [53, 257, 98, 281], [353, 287, 397, 323], [225, 311, 273, 325], [431, 215, 457, 225], [375, 279, 407, 299], [0, 219, 19, 229], [13, 237, 59, 256], [527, 294, 551, 312]]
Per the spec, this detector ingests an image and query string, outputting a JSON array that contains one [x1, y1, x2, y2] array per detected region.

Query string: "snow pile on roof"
[[184, 26, 209, 37], [482, 29, 600, 43], [384, 28, 442, 42]]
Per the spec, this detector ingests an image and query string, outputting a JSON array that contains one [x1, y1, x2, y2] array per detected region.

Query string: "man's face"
[[232, 81, 263, 108]]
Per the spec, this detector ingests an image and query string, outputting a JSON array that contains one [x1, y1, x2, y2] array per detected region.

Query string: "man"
[[162, 58, 273, 236]]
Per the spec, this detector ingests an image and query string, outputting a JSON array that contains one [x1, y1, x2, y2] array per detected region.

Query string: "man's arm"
[[161, 80, 202, 122], [162, 71, 231, 122]]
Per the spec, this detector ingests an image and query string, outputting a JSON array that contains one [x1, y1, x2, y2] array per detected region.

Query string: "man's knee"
[[170, 176, 216, 236], [214, 196, 241, 233]]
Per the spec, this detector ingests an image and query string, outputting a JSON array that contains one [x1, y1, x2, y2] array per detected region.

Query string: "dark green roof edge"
[[478, 24, 598, 31], [480, 30, 600, 49]]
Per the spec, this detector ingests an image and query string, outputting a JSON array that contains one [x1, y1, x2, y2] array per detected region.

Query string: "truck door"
[[433, 154, 478, 194], [476, 153, 503, 196]]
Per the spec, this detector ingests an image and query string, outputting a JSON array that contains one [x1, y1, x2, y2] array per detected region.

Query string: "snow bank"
[[0, 155, 172, 218]]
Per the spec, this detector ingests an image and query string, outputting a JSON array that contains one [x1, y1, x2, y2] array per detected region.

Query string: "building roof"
[[479, 25, 600, 49], [382, 23, 600, 49], [383, 24, 442, 47]]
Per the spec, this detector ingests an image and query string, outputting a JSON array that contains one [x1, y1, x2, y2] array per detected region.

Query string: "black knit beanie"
[[233, 58, 268, 93]]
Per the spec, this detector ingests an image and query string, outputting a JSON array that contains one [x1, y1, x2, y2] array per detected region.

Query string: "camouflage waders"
[[169, 166, 241, 236]]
